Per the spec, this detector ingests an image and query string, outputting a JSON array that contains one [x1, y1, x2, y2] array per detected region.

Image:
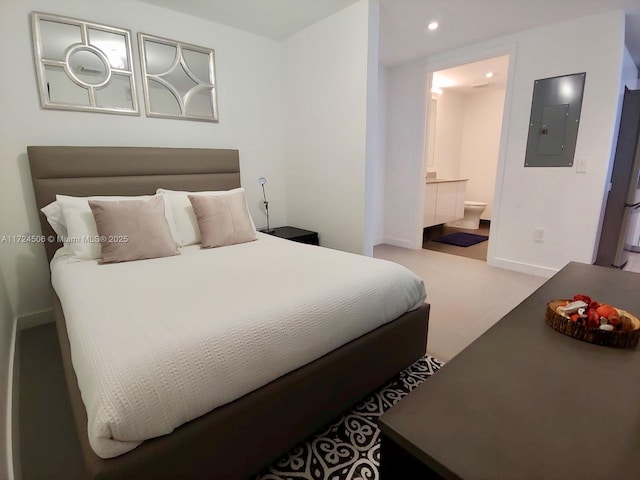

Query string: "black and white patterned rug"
[[255, 355, 444, 480]]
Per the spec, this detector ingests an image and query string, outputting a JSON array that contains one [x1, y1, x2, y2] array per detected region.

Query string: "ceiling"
[[139, 0, 359, 40], [433, 55, 510, 95], [140, 0, 640, 67], [379, 0, 640, 66]]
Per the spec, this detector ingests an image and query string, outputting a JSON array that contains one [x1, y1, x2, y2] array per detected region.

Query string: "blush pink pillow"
[[188, 191, 257, 248], [89, 196, 179, 264]]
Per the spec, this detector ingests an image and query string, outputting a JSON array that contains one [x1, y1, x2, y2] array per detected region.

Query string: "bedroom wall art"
[[31, 12, 139, 115], [138, 33, 219, 122]]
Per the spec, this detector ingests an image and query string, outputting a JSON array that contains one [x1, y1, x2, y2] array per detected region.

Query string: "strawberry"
[[587, 316, 600, 329], [573, 294, 592, 305]]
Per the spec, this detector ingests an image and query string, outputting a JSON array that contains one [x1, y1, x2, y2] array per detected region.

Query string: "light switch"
[[576, 158, 588, 173]]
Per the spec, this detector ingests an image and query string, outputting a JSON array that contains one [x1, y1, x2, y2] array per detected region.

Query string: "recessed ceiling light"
[[486, 72, 494, 78], [427, 21, 439, 31]]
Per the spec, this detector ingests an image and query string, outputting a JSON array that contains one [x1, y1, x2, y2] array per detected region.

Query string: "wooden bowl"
[[545, 300, 640, 349]]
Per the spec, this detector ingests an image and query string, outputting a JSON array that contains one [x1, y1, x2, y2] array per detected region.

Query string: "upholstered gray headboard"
[[27, 146, 241, 262]]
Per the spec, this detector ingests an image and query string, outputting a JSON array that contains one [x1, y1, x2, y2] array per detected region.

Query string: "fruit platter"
[[546, 294, 640, 348]]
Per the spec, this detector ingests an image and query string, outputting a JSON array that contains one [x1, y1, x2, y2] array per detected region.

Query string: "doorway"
[[422, 55, 510, 262]]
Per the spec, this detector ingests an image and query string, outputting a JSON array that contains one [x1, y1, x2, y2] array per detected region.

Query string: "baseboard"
[[17, 309, 54, 331], [382, 237, 417, 249], [5, 316, 16, 480], [488, 257, 557, 278]]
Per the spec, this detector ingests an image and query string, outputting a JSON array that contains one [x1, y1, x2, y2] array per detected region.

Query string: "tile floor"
[[374, 244, 547, 362], [422, 222, 490, 262], [625, 251, 640, 274]]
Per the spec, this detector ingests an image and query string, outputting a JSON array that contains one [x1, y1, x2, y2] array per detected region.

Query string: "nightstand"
[[262, 226, 319, 245]]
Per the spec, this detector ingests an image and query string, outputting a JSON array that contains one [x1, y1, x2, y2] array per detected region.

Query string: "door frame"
[[418, 42, 518, 267]]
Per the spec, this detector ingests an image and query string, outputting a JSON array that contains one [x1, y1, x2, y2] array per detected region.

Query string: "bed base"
[[54, 292, 429, 479]]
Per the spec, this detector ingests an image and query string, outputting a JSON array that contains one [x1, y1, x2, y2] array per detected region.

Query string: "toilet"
[[447, 201, 487, 229]]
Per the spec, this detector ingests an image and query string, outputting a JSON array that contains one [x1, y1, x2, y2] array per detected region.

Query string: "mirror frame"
[[30, 12, 139, 116], [138, 33, 219, 123]]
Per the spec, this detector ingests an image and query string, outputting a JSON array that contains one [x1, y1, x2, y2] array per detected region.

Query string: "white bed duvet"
[[51, 233, 426, 458]]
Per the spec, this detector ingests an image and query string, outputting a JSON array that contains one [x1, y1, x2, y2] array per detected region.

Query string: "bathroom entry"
[[422, 55, 510, 262]]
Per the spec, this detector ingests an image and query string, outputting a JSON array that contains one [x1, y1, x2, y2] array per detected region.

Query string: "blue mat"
[[432, 232, 488, 247]]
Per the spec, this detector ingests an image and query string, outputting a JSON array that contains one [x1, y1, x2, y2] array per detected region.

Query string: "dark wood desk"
[[379, 262, 640, 480]]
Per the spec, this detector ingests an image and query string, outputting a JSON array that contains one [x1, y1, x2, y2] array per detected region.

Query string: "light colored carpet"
[[374, 245, 547, 362]]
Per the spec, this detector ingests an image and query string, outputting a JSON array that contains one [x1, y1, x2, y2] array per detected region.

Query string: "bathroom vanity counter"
[[424, 180, 467, 228], [426, 178, 468, 184]]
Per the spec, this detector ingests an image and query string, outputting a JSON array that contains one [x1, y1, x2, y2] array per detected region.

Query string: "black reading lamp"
[[258, 177, 273, 233]]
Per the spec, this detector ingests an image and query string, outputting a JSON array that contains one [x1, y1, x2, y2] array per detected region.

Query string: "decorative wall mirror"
[[138, 33, 219, 122], [31, 12, 139, 115]]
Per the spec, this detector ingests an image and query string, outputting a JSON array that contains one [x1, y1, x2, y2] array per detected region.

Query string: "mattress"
[[51, 233, 426, 459]]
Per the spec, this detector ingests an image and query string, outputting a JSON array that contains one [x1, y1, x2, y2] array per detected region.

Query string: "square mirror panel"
[[31, 12, 139, 115], [138, 33, 219, 122]]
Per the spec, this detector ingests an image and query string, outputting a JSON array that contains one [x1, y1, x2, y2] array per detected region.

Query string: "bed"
[[27, 146, 430, 479]]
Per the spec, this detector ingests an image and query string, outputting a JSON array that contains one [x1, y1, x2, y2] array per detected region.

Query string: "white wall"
[[429, 87, 505, 221], [0, 265, 14, 480], [283, 0, 378, 255], [622, 47, 639, 90], [493, 11, 625, 275], [459, 88, 506, 220], [385, 11, 627, 277], [0, 0, 286, 321], [362, 2, 380, 256], [373, 64, 388, 245], [432, 90, 465, 180], [384, 59, 427, 248]]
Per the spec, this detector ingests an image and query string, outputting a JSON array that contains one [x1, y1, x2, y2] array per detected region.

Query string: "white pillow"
[[56, 194, 179, 261], [41, 201, 67, 238], [157, 188, 257, 247]]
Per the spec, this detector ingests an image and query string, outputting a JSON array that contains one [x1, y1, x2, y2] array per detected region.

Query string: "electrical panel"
[[524, 72, 586, 167]]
